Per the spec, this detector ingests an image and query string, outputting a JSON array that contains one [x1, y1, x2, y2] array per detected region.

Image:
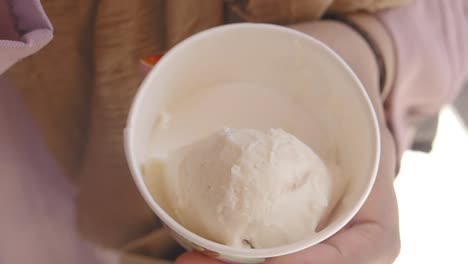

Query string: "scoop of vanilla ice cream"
[[164, 128, 331, 249]]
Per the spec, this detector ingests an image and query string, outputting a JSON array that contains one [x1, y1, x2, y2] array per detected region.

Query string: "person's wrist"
[[289, 20, 398, 177], [289, 21, 385, 120], [0, 0, 21, 41], [347, 13, 396, 101]]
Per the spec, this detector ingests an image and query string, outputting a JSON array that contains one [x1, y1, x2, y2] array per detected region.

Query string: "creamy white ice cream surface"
[[143, 82, 345, 249], [159, 128, 331, 249]]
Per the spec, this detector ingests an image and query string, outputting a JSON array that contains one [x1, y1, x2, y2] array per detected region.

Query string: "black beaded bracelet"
[[323, 13, 387, 93]]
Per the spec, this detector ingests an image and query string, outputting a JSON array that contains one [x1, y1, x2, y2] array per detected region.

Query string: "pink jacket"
[[1, 0, 467, 156], [0, 0, 52, 73], [380, 0, 468, 156]]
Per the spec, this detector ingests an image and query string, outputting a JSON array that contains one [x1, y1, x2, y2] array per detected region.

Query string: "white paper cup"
[[125, 23, 380, 264]]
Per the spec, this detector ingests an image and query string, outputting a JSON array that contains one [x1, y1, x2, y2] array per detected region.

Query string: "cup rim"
[[124, 23, 381, 259]]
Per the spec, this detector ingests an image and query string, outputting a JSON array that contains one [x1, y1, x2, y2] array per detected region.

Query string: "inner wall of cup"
[[130, 25, 377, 247]]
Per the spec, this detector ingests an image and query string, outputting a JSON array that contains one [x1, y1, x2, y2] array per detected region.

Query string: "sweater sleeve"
[[0, 0, 53, 74], [378, 0, 468, 157]]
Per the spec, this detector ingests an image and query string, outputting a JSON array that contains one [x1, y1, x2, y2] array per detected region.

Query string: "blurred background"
[[394, 85, 468, 264]]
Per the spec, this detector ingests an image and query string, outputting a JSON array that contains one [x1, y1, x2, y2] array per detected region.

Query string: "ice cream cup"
[[124, 23, 380, 264]]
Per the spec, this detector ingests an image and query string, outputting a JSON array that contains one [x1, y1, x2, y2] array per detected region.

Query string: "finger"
[[175, 252, 224, 264], [326, 221, 398, 263], [268, 221, 396, 264]]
